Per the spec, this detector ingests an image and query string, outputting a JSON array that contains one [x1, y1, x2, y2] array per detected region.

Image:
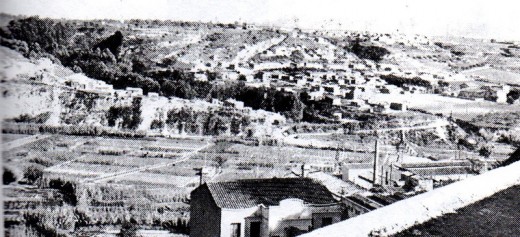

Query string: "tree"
[[7, 17, 76, 54], [118, 218, 139, 237], [290, 50, 305, 64], [94, 31, 123, 57], [49, 179, 77, 205], [136, 76, 160, 94], [24, 165, 43, 184], [74, 208, 92, 229], [215, 156, 227, 168], [230, 117, 242, 135], [350, 41, 390, 62], [479, 145, 493, 158], [238, 74, 247, 81], [3, 167, 17, 185]]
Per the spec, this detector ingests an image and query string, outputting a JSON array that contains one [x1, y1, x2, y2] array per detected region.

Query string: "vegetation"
[[380, 74, 432, 88], [7, 112, 52, 124], [162, 217, 190, 235], [24, 165, 44, 184], [49, 179, 78, 205], [106, 97, 142, 130], [3, 167, 17, 184], [349, 41, 390, 62], [118, 219, 139, 237]]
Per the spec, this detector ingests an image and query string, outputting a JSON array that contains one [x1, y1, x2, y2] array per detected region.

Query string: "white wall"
[[268, 199, 308, 236], [221, 207, 260, 237]]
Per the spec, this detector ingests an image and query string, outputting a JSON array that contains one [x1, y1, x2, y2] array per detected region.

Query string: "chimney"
[[373, 139, 381, 185]]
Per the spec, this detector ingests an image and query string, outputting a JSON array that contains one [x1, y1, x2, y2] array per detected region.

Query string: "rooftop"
[[406, 166, 474, 176], [204, 178, 337, 209]]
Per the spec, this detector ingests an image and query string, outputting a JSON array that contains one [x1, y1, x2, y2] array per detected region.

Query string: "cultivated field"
[[463, 68, 520, 86]]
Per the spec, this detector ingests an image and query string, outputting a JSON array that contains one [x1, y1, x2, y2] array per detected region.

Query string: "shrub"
[[3, 167, 18, 184], [24, 165, 44, 184]]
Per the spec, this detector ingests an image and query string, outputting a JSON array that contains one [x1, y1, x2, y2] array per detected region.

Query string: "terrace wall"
[[301, 160, 520, 237]]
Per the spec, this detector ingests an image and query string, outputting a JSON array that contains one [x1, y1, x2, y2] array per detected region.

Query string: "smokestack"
[[194, 168, 204, 186], [373, 139, 380, 185]]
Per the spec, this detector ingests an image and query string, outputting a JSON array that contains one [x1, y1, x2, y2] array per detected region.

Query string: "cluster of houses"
[[248, 68, 414, 117], [341, 140, 482, 191], [456, 83, 513, 103]]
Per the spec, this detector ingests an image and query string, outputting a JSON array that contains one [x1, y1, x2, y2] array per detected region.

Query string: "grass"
[[76, 155, 173, 167], [1, 133, 30, 143], [463, 68, 520, 86], [394, 185, 520, 237]]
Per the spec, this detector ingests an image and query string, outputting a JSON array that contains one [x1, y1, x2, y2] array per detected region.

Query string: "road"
[[2, 134, 51, 151]]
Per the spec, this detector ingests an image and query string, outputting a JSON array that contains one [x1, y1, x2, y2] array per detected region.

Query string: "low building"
[[224, 98, 245, 109], [389, 102, 407, 111], [342, 193, 404, 219], [148, 92, 159, 101], [190, 178, 344, 237], [126, 87, 143, 97], [496, 85, 511, 103], [341, 163, 374, 189], [397, 161, 475, 182], [372, 103, 389, 113], [323, 96, 342, 106]]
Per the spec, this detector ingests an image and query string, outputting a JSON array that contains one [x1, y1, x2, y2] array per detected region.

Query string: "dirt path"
[[2, 134, 51, 151]]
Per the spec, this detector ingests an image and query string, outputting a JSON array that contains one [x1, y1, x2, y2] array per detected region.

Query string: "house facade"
[[190, 178, 344, 237]]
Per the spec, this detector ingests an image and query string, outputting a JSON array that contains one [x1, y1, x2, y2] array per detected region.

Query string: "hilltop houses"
[[190, 178, 344, 237]]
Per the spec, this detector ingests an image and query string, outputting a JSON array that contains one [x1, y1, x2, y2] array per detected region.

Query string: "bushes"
[[161, 217, 189, 235], [150, 119, 164, 130], [165, 106, 253, 136], [8, 112, 52, 124], [24, 165, 44, 184], [3, 167, 18, 184], [23, 206, 76, 237], [380, 74, 432, 88], [350, 41, 390, 62], [507, 88, 520, 104], [106, 97, 142, 130], [118, 218, 139, 237], [49, 179, 77, 206]]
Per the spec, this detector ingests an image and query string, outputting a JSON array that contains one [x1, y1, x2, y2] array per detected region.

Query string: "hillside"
[[0, 46, 283, 137]]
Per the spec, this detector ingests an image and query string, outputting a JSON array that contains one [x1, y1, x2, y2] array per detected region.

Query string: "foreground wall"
[[301, 160, 520, 237]]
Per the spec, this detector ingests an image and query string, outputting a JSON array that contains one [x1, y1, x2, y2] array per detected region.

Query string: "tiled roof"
[[400, 160, 472, 169], [408, 166, 473, 176], [344, 195, 379, 210], [205, 178, 337, 209]]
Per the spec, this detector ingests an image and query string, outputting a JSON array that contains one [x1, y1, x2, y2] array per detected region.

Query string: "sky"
[[1, 0, 519, 40]]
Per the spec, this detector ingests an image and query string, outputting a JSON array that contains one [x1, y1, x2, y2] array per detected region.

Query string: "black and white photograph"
[[1, 0, 519, 236]]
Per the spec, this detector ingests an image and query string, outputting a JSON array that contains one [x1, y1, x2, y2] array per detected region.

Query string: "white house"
[[190, 178, 344, 237]]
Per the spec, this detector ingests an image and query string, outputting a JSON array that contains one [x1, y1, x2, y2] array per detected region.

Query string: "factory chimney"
[[373, 139, 381, 185]]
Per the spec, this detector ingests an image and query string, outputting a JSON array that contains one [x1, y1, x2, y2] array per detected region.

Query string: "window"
[[322, 217, 333, 227], [231, 223, 241, 237]]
